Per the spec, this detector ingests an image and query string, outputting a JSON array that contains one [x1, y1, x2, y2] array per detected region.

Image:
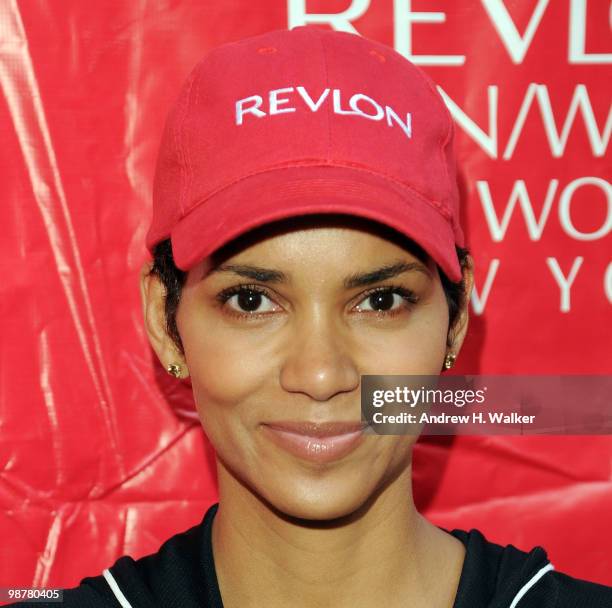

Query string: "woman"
[[10, 25, 611, 608]]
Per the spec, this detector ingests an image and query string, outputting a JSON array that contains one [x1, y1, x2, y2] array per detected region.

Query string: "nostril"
[[257, 46, 278, 54], [369, 49, 386, 63]]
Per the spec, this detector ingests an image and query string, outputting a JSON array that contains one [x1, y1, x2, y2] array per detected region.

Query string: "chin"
[[258, 473, 378, 523], [273, 493, 366, 523]]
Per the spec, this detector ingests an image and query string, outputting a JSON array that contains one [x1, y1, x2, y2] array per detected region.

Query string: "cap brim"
[[171, 165, 462, 282]]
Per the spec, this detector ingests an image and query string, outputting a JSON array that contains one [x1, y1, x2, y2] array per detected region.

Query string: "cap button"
[[369, 49, 387, 63], [257, 46, 277, 54]]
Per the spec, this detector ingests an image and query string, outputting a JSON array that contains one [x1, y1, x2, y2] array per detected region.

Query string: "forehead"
[[205, 214, 431, 269]]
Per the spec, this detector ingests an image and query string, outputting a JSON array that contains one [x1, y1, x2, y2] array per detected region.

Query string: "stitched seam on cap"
[[181, 70, 200, 216], [177, 71, 197, 215], [439, 100, 455, 228], [406, 65, 454, 218], [184, 160, 452, 220], [185, 70, 203, 215], [319, 30, 332, 159], [171, 105, 184, 216], [173, 79, 187, 214]]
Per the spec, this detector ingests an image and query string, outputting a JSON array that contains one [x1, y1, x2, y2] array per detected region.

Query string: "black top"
[[9, 502, 612, 607]]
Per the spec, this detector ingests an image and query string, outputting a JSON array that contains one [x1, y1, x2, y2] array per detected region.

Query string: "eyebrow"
[[203, 260, 431, 287], [343, 261, 431, 287], [205, 264, 286, 283]]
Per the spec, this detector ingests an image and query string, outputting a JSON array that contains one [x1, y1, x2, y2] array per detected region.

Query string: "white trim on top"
[[508, 562, 555, 608], [102, 568, 134, 608]]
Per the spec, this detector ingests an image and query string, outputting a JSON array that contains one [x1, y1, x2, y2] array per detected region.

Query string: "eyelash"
[[215, 283, 420, 320]]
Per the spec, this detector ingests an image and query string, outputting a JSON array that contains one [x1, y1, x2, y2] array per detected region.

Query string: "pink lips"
[[261, 420, 368, 464]]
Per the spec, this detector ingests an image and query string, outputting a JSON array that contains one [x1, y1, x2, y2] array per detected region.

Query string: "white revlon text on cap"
[[235, 86, 412, 139]]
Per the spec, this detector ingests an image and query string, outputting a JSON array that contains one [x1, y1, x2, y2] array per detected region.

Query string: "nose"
[[279, 314, 360, 402]]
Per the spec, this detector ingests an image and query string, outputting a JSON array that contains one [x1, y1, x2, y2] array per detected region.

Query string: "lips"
[[261, 420, 369, 464]]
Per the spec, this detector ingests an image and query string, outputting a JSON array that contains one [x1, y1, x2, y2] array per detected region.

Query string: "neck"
[[211, 460, 463, 608]]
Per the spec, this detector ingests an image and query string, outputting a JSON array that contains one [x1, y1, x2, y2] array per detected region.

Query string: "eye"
[[354, 286, 419, 314], [216, 285, 281, 317]]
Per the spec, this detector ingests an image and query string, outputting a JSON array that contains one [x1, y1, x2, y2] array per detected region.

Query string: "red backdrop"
[[1, 0, 610, 594]]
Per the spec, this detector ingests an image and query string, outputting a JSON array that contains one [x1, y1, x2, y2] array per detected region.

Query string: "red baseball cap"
[[146, 25, 465, 282]]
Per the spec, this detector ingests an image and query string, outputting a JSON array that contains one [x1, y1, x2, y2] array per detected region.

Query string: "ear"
[[447, 254, 474, 357], [139, 260, 187, 372]]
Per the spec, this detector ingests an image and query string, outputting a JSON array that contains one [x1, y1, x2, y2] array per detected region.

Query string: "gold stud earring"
[[166, 362, 183, 378], [443, 353, 457, 370]]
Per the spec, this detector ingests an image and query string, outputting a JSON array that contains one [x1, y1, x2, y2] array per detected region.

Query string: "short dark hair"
[[147, 238, 471, 357]]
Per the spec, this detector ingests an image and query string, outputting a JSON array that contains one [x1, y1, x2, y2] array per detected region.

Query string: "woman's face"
[[164, 216, 469, 520]]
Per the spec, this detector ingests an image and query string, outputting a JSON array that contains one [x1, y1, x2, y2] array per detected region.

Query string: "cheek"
[[177, 308, 274, 424], [355, 303, 449, 375], [410, 305, 450, 358]]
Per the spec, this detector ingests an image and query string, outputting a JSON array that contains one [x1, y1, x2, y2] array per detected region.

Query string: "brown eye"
[[355, 286, 419, 314], [235, 289, 264, 312], [217, 285, 281, 316], [367, 291, 396, 311]]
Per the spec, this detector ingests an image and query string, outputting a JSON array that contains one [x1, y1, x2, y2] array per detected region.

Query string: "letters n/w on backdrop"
[[0, 0, 610, 590]]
